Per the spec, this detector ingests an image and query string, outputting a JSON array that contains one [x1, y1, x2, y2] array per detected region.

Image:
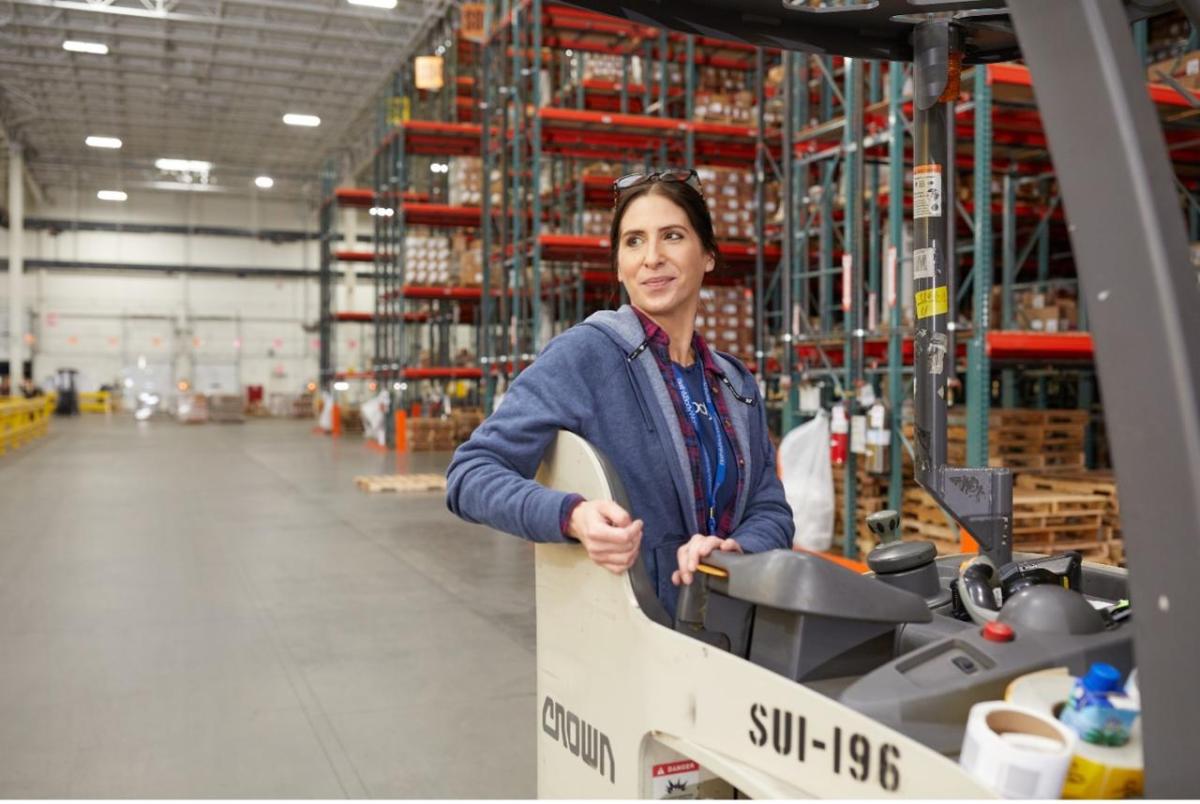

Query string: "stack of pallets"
[[904, 408, 1089, 474], [407, 418, 456, 451], [902, 484, 1118, 564], [1015, 471, 1123, 565]]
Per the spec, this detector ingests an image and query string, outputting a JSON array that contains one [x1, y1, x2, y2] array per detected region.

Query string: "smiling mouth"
[[642, 277, 675, 289]]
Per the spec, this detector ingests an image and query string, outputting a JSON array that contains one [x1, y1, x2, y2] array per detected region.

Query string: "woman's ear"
[[704, 251, 716, 273]]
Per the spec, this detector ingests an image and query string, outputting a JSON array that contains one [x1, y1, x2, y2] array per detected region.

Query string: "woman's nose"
[[643, 239, 662, 267]]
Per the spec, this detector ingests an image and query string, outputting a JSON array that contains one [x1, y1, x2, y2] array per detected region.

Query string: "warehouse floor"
[[0, 417, 536, 798]]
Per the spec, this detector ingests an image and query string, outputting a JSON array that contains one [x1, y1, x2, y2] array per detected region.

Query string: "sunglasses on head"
[[612, 169, 703, 206]]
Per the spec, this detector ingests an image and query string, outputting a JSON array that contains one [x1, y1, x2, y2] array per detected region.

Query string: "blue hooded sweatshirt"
[[445, 304, 794, 617]]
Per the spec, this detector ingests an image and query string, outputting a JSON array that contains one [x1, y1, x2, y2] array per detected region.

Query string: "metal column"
[[886, 62, 905, 513], [1000, 169, 1017, 408], [754, 48, 767, 380], [842, 56, 864, 557], [965, 66, 992, 469], [1008, 4, 1200, 790], [780, 51, 797, 435], [7, 143, 24, 390]]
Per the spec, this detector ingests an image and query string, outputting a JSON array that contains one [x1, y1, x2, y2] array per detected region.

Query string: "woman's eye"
[[624, 236, 642, 247], [665, 231, 683, 240]]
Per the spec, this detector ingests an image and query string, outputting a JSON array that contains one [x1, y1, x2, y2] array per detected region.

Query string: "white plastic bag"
[[361, 391, 391, 445], [778, 410, 834, 552], [318, 391, 334, 432]]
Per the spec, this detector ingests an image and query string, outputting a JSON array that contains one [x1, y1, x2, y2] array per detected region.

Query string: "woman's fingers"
[[674, 534, 739, 585], [593, 499, 633, 527]]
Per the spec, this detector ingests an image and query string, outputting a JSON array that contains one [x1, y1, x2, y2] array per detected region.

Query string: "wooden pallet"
[[354, 474, 448, 493], [1016, 472, 1119, 513]]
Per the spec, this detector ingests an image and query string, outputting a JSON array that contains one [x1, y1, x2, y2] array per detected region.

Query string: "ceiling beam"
[[0, 54, 387, 99], [2, 32, 396, 81], [8, 68, 373, 111], [0, 39, 397, 85], [5, 0, 420, 45], [2, 12, 396, 69]]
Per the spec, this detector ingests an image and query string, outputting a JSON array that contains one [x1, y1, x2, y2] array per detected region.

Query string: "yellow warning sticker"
[[915, 286, 948, 319]]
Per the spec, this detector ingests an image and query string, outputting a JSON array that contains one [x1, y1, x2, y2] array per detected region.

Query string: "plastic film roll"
[[1005, 668, 1144, 799], [959, 701, 1077, 799]]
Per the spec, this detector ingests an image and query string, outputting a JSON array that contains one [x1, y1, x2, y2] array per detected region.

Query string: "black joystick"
[[866, 523, 948, 607]]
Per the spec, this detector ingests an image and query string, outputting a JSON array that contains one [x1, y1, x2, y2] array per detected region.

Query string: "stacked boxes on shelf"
[[448, 157, 483, 206], [697, 167, 757, 241], [578, 209, 610, 237], [990, 287, 1080, 332], [451, 233, 494, 287], [696, 286, 754, 362], [406, 234, 452, 287]]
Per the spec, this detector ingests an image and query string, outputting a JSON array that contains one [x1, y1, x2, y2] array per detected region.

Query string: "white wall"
[[1, 189, 380, 394]]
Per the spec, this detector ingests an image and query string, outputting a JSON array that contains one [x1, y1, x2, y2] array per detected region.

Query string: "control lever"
[[954, 555, 1002, 624], [998, 552, 1083, 601], [866, 510, 902, 545]]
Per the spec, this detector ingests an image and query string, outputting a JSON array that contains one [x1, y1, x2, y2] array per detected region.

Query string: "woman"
[[446, 169, 793, 618]]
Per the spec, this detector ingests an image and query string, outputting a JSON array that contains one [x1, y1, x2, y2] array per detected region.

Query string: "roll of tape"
[[1005, 668, 1144, 799], [959, 701, 1077, 799]]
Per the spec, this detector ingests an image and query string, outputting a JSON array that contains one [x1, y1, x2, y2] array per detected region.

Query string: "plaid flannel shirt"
[[559, 308, 747, 539]]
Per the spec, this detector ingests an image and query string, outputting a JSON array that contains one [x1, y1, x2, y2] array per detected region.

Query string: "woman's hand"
[[672, 534, 742, 586], [567, 500, 644, 574]]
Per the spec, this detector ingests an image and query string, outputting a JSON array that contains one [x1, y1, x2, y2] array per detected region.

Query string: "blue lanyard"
[[670, 363, 727, 537]]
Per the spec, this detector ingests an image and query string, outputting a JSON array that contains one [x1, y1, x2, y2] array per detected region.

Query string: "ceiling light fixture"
[[255, 176, 275, 189], [282, 113, 321, 127], [85, 136, 122, 149], [97, 190, 128, 202], [347, 0, 398, 8], [63, 40, 109, 55], [155, 158, 212, 172]]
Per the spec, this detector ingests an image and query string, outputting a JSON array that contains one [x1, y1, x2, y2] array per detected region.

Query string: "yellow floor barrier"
[[0, 394, 57, 456], [79, 390, 113, 414]]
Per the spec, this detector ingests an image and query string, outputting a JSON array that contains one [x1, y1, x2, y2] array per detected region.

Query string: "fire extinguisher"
[[830, 401, 849, 467]]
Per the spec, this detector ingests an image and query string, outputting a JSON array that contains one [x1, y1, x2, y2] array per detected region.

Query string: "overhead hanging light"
[[255, 176, 275, 189], [86, 136, 122, 149], [282, 113, 321, 127], [63, 40, 109, 55], [347, 0, 398, 8], [97, 190, 128, 202], [155, 158, 212, 172]]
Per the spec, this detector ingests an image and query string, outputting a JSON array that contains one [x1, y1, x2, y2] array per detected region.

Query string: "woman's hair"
[[609, 178, 725, 275]]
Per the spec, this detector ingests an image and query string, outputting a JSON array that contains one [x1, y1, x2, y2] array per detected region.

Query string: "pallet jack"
[[530, 1, 1200, 797]]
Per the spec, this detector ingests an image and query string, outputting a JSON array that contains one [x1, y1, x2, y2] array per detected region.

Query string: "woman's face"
[[616, 191, 715, 322]]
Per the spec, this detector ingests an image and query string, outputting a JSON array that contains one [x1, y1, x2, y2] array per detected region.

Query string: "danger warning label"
[[651, 759, 700, 799], [913, 164, 942, 219]]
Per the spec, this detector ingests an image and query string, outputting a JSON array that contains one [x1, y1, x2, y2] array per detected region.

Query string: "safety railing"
[[0, 395, 56, 455]]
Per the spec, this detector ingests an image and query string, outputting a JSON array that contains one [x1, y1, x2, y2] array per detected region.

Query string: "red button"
[[982, 622, 1015, 642]]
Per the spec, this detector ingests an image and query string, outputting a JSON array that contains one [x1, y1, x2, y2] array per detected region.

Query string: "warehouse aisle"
[[0, 418, 536, 798]]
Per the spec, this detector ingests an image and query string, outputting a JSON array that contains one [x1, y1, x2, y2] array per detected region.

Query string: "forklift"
[[531, 1, 1199, 797]]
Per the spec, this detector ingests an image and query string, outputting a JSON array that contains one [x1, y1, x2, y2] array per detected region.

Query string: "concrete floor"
[[0, 416, 537, 798]]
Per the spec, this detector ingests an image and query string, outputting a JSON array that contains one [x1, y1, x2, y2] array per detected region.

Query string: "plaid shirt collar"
[[630, 306, 722, 375]]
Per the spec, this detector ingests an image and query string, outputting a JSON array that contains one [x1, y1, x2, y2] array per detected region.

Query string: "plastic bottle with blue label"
[[1058, 662, 1140, 747]]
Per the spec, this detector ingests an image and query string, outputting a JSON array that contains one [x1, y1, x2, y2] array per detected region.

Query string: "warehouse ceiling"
[[0, 0, 451, 203]]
